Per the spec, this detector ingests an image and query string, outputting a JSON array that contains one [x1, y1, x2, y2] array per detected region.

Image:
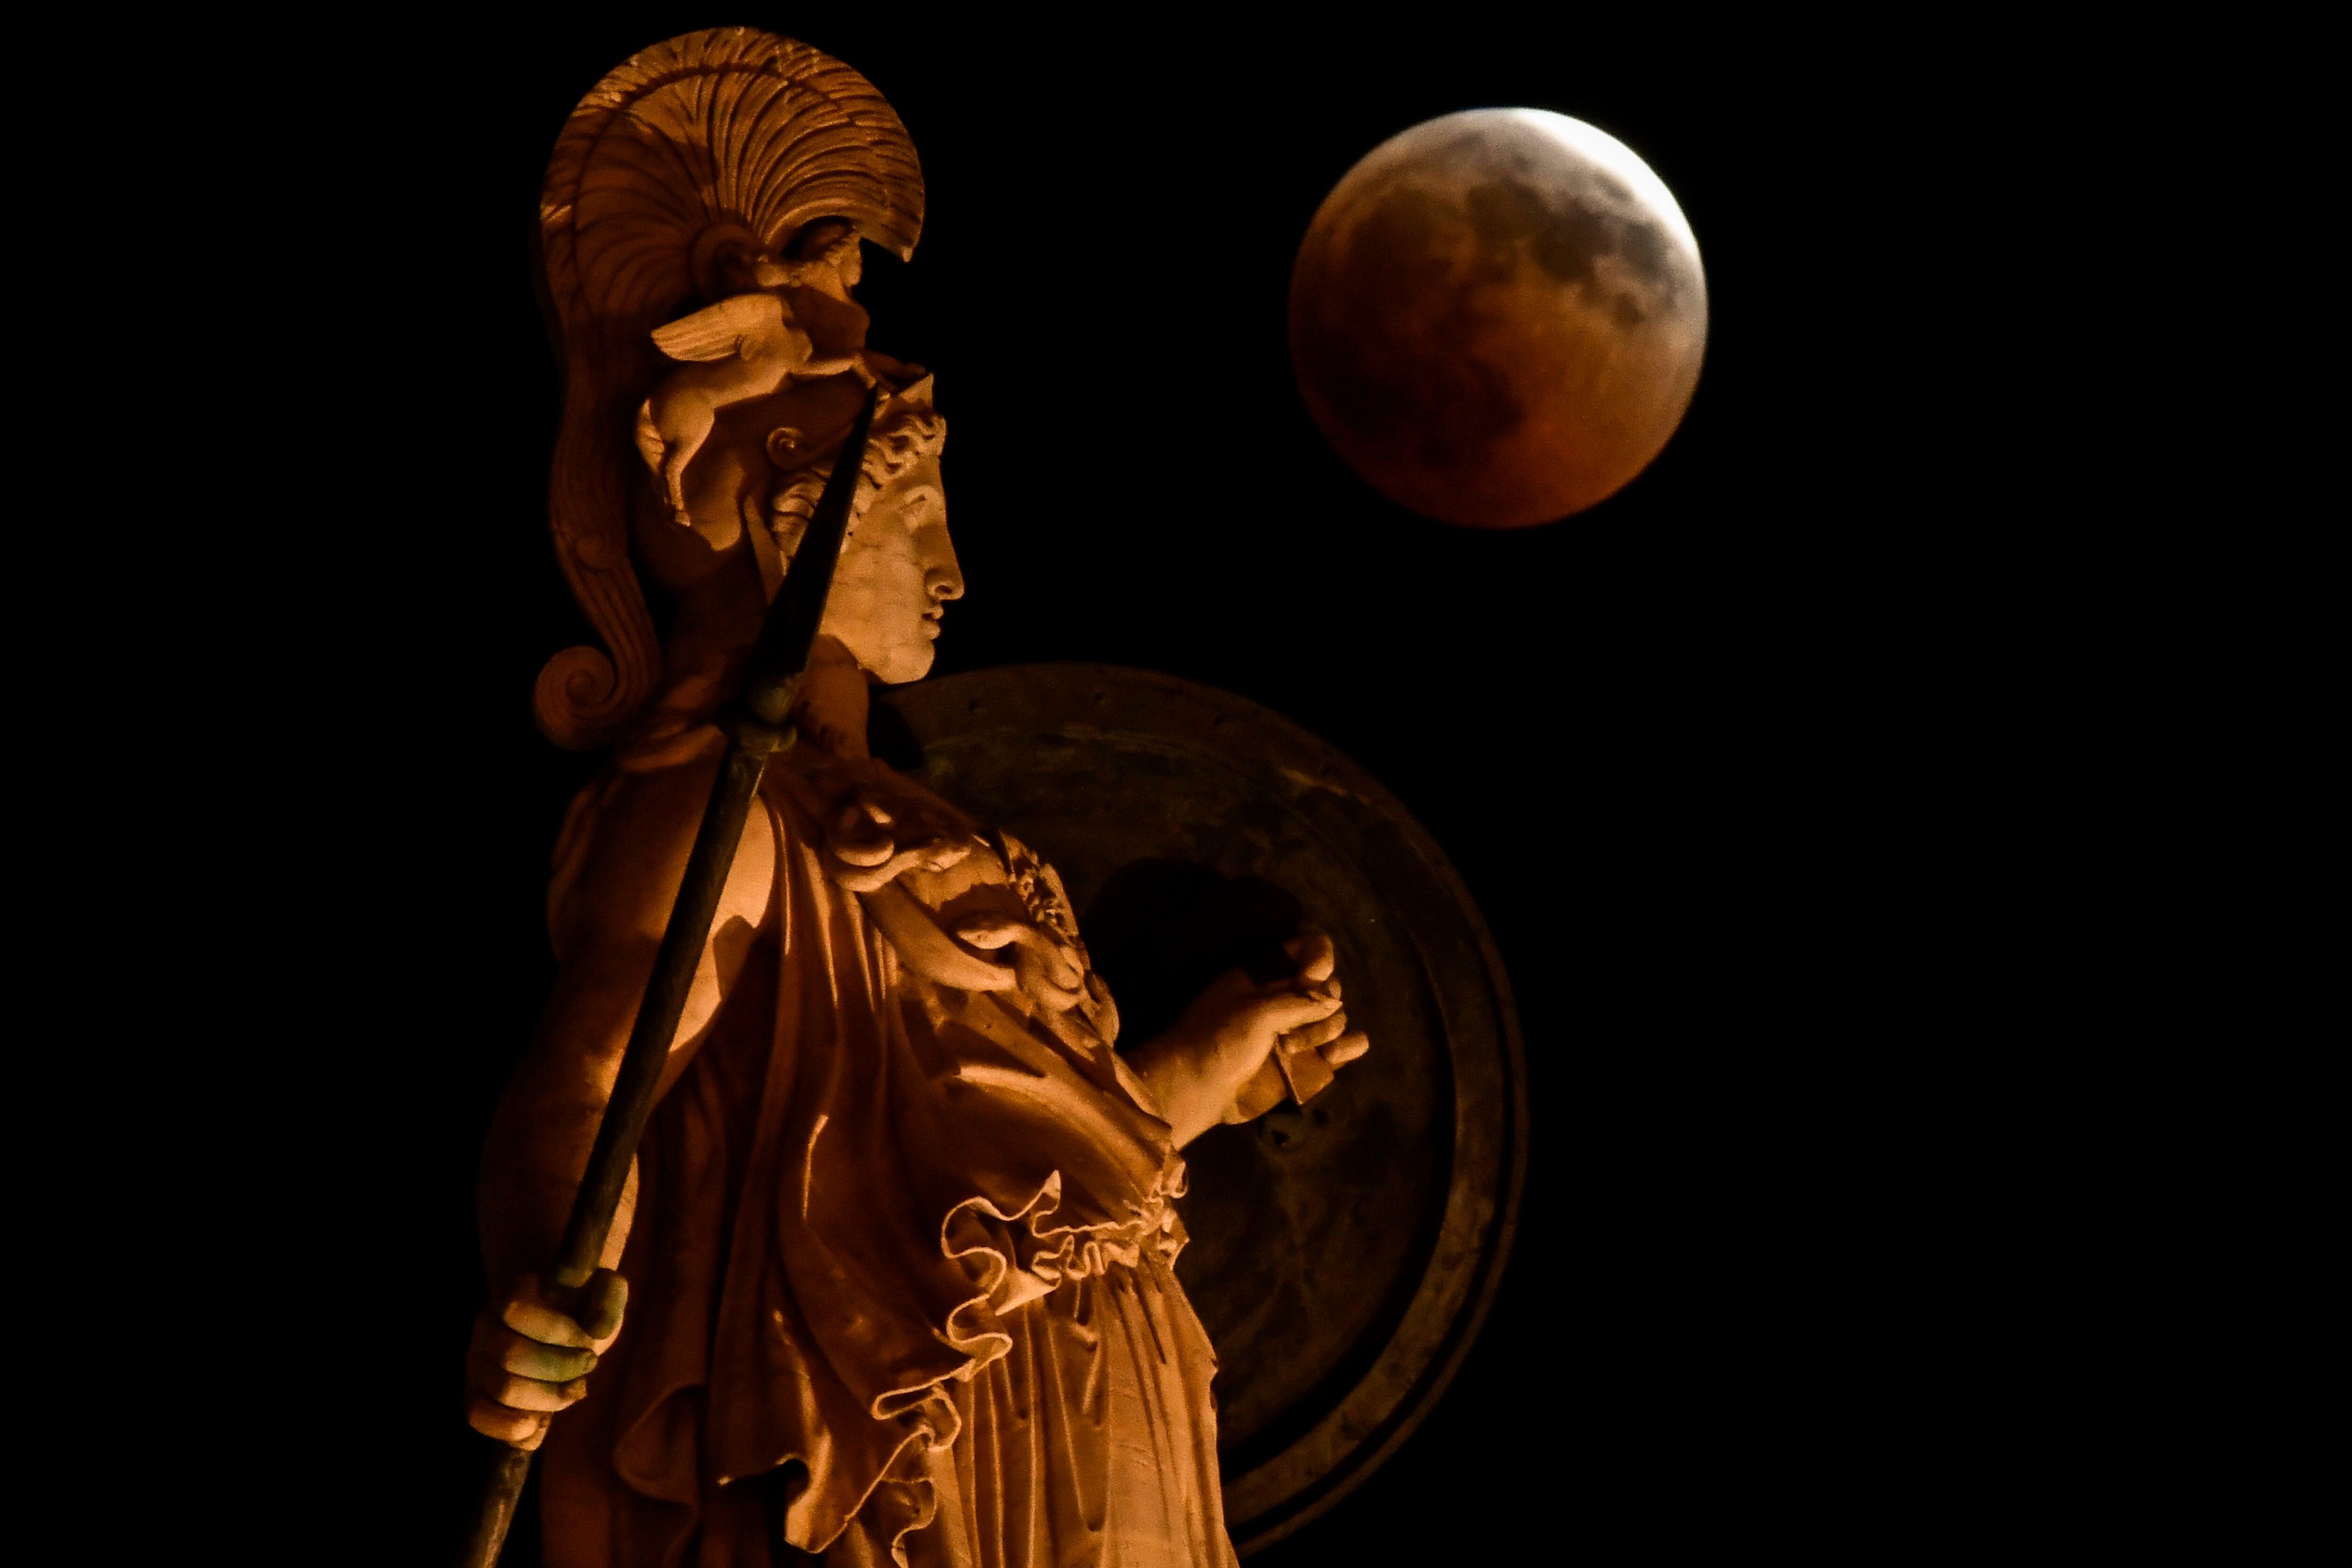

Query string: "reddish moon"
[[1289, 109, 1707, 528]]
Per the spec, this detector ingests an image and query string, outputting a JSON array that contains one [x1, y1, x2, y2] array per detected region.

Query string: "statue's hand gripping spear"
[[460, 388, 882, 1568]]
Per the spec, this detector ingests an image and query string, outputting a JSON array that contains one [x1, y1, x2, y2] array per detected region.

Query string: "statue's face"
[[818, 454, 961, 684]]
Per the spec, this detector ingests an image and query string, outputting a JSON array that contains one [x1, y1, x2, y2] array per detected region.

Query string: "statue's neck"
[[650, 572, 873, 760], [791, 635, 871, 761]]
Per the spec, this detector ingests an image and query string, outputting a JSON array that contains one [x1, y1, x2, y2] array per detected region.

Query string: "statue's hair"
[[769, 392, 949, 565], [533, 29, 923, 751]]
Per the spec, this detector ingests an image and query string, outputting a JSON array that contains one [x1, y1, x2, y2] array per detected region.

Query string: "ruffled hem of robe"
[[544, 751, 1218, 1568]]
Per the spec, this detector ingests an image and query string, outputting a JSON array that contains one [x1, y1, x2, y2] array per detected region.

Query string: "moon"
[[1289, 110, 1707, 527]]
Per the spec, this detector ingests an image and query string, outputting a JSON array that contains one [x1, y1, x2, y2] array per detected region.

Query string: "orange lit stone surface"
[[466, 30, 1366, 1567]]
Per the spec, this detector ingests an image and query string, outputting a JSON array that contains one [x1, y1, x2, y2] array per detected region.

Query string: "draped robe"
[[537, 727, 1239, 1568]]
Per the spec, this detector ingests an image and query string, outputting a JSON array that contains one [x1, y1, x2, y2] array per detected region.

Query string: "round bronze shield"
[[886, 664, 1526, 1554]]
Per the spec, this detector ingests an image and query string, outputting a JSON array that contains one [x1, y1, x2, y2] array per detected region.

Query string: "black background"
[[200, 12, 2051, 1562]]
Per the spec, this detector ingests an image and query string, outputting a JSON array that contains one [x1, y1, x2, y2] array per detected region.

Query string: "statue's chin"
[[862, 637, 936, 687]]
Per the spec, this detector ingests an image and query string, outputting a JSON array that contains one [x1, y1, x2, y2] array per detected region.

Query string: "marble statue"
[[463, 31, 1367, 1567]]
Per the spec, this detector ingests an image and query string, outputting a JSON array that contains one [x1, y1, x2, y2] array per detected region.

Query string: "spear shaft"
[[460, 387, 882, 1568]]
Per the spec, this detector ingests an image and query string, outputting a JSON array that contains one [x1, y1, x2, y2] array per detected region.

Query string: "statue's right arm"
[[465, 750, 776, 1446]]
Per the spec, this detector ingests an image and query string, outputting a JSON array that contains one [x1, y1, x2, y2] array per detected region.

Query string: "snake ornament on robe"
[[538, 725, 1240, 1568]]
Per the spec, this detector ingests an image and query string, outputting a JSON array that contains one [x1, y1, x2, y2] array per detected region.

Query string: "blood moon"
[[1289, 110, 1706, 528]]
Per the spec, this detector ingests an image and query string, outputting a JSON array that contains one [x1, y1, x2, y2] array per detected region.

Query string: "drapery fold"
[[542, 749, 1236, 1568]]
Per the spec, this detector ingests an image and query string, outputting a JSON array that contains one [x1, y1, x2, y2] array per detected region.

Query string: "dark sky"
[[219, 15, 2026, 1562]]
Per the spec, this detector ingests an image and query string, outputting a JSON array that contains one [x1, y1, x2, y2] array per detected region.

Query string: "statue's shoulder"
[[766, 750, 1119, 1044], [767, 748, 992, 893]]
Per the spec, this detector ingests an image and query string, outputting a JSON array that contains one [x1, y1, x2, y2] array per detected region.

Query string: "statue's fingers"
[[1259, 989, 1343, 1033], [1281, 1011, 1349, 1053], [499, 1290, 594, 1351], [490, 1373, 590, 1414], [499, 1336, 598, 1383], [466, 1394, 552, 1450], [1284, 929, 1337, 984], [1320, 1030, 1370, 1067], [1301, 976, 1341, 1007]]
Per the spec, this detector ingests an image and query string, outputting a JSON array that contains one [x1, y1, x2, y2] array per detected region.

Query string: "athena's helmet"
[[534, 28, 924, 750]]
